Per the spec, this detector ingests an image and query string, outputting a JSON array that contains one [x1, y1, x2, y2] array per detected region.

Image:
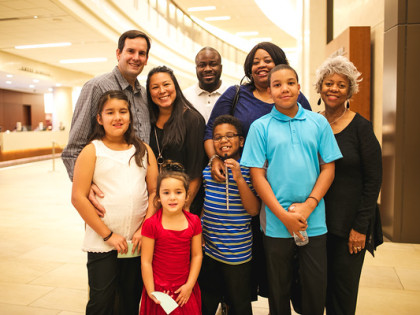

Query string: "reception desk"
[[0, 130, 68, 161]]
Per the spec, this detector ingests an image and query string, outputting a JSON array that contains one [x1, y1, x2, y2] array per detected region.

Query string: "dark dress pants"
[[86, 251, 142, 315], [199, 254, 253, 315], [326, 233, 366, 315], [263, 234, 327, 315]]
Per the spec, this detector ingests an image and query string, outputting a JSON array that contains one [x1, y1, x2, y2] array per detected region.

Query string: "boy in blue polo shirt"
[[200, 114, 260, 315], [241, 64, 342, 315]]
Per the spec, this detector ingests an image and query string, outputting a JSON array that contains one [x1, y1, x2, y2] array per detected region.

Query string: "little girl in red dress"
[[140, 161, 203, 315]]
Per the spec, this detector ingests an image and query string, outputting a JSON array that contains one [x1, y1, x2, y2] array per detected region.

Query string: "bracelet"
[[307, 196, 319, 206], [103, 231, 113, 241], [208, 154, 221, 166]]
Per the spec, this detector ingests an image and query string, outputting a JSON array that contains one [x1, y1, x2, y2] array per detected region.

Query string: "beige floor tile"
[[0, 258, 61, 284], [30, 287, 87, 313], [363, 242, 420, 269], [356, 287, 420, 315], [0, 282, 54, 305], [359, 265, 403, 290], [57, 312, 84, 315], [0, 303, 60, 315], [18, 245, 86, 264], [29, 263, 88, 290], [395, 267, 420, 291]]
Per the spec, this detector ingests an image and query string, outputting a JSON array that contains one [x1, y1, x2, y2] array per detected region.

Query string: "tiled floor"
[[1, 159, 420, 314]]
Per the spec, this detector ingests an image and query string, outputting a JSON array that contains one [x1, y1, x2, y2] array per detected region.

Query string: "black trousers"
[[86, 251, 142, 315], [263, 234, 327, 315], [199, 254, 253, 315], [326, 233, 366, 315]]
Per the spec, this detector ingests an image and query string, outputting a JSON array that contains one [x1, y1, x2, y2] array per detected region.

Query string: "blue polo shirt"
[[241, 104, 342, 238]]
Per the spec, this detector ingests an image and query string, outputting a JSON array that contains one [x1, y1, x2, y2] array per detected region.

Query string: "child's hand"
[[225, 158, 243, 182], [132, 228, 142, 254], [174, 284, 193, 307], [284, 211, 308, 238], [211, 157, 226, 182], [105, 233, 128, 254], [148, 292, 160, 305], [288, 202, 313, 220]]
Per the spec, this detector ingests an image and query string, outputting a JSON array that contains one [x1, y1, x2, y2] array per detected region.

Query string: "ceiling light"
[[48, 88, 53, 92], [6, 74, 13, 78], [204, 16, 231, 21], [6, 81, 12, 84], [236, 31, 259, 36], [60, 57, 107, 64], [251, 37, 272, 42], [56, 83, 62, 87], [15, 42, 71, 49], [29, 84, 35, 88], [188, 6, 216, 12], [33, 79, 39, 83]]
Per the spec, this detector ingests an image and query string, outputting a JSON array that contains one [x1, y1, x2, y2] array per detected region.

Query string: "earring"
[[346, 100, 350, 109], [317, 98, 321, 106]]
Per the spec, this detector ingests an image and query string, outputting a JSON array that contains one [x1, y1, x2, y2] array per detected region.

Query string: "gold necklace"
[[327, 108, 348, 125]]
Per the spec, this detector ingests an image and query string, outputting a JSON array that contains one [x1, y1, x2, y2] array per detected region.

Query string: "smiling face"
[[320, 73, 350, 109], [268, 68, 300, 117], [159, 177, 187, 214], [97, 98, 131, 138], [213, 123, 244, 160], [116, 37, 148, 85], [148, 72, 177, 111], [196, 49, 222, 92], [251, 49, 276, 89]]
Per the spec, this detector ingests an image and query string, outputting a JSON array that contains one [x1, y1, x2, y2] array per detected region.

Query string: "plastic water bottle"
[[293, 230, 309, 246]]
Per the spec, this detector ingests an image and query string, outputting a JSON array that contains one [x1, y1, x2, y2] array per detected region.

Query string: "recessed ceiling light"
[[15, 42, 71, 49], [48, 88, 53, 92], [6, 81, 12, 84], [29, 84, 35, 88], [205, 16, 231, 21], [56, 83, 62, 87], [60, 57, 107, 64], [236, 31, 259, 36], [6, 74, 13, 78], [188, 6, 216, 12], [33, 79, 39, 83]]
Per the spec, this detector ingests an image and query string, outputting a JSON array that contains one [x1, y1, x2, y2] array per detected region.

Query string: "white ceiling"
[[0, 0, 296, 94]]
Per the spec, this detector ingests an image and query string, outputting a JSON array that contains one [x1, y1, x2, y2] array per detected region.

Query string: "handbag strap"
[[230, 84, 240, 115]]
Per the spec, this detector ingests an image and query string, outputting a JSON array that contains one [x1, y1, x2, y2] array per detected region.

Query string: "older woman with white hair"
[[315, 55, 383, 315]]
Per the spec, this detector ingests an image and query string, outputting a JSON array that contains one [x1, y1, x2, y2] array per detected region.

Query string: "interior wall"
[[0, 89, 45, 131], [332, 0, 385, 143]]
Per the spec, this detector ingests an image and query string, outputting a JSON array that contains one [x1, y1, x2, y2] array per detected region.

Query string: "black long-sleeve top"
[[324, 113, 382, 238]]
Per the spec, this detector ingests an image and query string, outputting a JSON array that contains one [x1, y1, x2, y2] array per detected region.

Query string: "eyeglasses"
[[213, 133, 240, 142]]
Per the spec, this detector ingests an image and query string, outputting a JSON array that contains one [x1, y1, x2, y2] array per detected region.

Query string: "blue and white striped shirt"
[[202, 164, 255, 265]]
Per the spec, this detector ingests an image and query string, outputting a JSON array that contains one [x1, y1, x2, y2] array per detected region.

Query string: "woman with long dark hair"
[[147, 66, 206, 215]]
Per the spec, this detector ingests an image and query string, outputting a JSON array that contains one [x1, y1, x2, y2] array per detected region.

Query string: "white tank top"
[[82, 140, 149, 252]]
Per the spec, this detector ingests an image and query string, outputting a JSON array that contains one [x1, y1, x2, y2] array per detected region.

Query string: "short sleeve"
[[240, 120, 268, 168], [141, 216, 157, 239], [187, 212, 202, 236], [318, 117, 343, 163]]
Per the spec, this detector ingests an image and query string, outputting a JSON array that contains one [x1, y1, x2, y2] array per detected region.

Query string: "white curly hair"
[[314, 55, 362, 99]]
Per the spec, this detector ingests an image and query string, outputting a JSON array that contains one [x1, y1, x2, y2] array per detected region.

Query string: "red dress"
[[140, 209, 202, 315]]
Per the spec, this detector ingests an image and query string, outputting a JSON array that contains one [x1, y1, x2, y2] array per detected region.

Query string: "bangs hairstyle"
[[268, 64, 299, 85], [243, 42, 289, 89], [314, 55, 362, 99], [90, 90, 148, 168], [212, 114, 243, 137], [146, 65, 202, 148], [154, 160, 190, 208]]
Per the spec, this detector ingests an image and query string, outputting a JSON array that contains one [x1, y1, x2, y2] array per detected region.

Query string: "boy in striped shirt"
[[200, 114, 260, 315]]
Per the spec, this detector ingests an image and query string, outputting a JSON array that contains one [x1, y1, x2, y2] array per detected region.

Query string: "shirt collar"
[[194, 82, 225, 96], [270, 103, 306, 121], [113, 66, 141, 92]]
